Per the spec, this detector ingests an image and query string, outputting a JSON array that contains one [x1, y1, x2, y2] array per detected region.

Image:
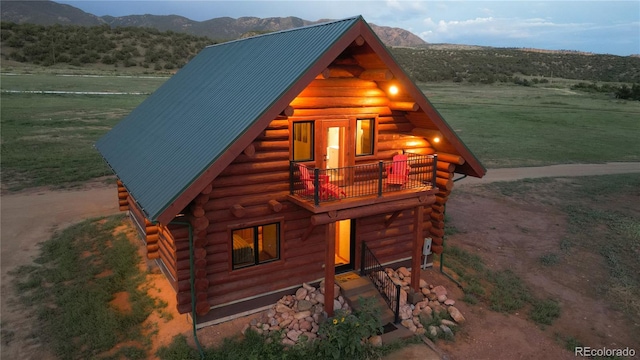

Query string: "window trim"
[[228, 218, 283, 271]]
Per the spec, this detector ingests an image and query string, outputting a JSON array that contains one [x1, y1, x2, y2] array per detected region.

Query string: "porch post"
[[324, 221, 336, 316], [411, 205, 424, 292]]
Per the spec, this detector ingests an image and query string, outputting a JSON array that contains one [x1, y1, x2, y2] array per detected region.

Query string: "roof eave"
[[356, 22, 486, 178]]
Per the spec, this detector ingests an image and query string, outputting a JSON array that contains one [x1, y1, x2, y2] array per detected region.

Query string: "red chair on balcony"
[[386, 154, 411, 186], [297, 164, 346, 200]]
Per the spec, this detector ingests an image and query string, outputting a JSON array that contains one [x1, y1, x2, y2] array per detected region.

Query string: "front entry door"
[[335, 219, 355, 273]]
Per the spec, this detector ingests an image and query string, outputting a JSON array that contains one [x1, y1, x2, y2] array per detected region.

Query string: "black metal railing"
[[360, 241, 401, 324], [289, 153, 437, 206]]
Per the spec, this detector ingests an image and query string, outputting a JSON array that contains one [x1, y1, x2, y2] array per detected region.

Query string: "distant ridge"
[[0, 1, 427, 47]]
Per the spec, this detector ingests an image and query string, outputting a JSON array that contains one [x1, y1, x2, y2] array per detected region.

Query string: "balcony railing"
[[289, 153, 437, 206]]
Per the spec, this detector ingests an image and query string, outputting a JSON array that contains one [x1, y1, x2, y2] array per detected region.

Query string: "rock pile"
[[378, 267, 466, 338], [242, 281, 351, 346]]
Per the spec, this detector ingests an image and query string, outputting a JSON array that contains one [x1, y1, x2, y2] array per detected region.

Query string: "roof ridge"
[[205, 15, 362, 49]]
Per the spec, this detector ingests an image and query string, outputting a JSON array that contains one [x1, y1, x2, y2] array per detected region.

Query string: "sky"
[[56, 0, 640, 56]]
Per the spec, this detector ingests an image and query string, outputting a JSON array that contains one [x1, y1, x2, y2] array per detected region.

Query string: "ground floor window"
[[232, 222, 280, 269]]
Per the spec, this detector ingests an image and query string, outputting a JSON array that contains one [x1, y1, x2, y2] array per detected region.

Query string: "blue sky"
[[57, 1, 640, 56]]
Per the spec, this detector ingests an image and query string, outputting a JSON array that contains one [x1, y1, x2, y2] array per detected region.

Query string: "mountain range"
[[0, 0, 427, 47]]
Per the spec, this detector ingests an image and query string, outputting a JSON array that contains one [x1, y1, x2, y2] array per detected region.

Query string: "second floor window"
[[356, 118, 374, 156], [293, 121, 313, 161]]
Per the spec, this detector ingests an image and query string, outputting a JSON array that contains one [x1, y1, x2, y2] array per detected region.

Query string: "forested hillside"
[[392, 47, 640, 84], [2, 22, 639, 85], [0, 22, 212, 70]]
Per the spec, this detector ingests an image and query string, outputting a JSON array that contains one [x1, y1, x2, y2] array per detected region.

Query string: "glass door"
[[335, 219, 355, 272], [321, 119, 351, 183]]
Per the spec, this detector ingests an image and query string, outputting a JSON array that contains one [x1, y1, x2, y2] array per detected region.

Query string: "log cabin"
[[96, 16, 486, 326]]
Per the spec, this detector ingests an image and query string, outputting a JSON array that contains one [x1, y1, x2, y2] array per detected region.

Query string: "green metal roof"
[[96, 16, 361, 222]]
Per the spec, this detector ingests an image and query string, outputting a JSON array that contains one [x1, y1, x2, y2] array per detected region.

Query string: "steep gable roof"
[[96, 16, 485, 223], [96, 16, 362, 222]]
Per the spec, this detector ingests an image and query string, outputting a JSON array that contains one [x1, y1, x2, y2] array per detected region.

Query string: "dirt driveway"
[[1, 162, 639, 359]]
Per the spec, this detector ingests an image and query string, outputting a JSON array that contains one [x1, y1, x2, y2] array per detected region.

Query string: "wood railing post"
[[394, 284, 401, 324], [313, 168, 320, 206], [289, 161, 294, 195], [378, 161, 384, 197], [432, 154, 438, 188], [360, 241, 366, 275]]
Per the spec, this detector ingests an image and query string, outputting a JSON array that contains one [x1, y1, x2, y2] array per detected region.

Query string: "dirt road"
[[1, 162, 638, 359], [455, 161, 640, 185]]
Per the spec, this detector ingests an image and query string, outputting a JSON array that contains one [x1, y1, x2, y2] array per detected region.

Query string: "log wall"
[[164, 60, 461, 317]]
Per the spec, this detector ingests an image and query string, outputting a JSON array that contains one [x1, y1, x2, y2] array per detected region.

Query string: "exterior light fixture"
[[411, 128, 443, 146], [389, 85, 399, 95]]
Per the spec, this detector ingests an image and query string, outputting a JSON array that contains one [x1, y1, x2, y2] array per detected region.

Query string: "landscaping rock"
[[444, 299, 455, 306], [432, 285, 447, 297], [399, 304, 412, 320], [408, 290, 424, 304], [302, 282, 315, 292], [297, 299, 312, 312], [369, 335, 383, 347], [440, 324, 454, 338], [440, 319, 457, 327], [448, 306, 466, 324], [397, 267, 411, 278], [428, 325, 438, 337], [287, 329, 301, 342], [295, 287, 308, 300], [299, 320, 312, 332], [294, 310, 311, 320]]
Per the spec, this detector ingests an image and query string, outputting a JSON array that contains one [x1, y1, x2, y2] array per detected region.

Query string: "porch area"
[[288, 153, 437, 209]]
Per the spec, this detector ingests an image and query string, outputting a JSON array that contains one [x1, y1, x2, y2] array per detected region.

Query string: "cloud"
[[420, 15, 591, 44]]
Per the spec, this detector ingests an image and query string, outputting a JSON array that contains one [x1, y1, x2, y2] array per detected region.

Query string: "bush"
[[315, 297, 383, 359], [530, 299, 561, 325]]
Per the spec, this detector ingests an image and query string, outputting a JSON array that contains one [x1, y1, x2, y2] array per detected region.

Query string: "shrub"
[[530, 299, 561, 325], [315, 297, 382, 359]]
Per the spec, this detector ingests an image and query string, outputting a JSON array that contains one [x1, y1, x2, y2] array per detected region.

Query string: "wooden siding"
[[171, 51, 459, 318]]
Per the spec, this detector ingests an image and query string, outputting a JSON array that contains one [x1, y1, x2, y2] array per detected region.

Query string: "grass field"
[[1, 72, 639, 190], [1, 73, 168, 93], [422, 82, 640, 168]]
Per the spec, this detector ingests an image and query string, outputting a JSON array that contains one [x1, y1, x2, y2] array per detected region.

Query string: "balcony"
[[289, 153, 437, 212]]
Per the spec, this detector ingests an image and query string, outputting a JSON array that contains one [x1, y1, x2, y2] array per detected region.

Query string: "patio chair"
[[297, 164, 346, 200], [385, 154, 411, 186]]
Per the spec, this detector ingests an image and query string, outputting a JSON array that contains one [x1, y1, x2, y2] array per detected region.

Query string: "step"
[[337, 277, 375, 298], [337, 274, 397, 326], [380, 323, 414, 342]]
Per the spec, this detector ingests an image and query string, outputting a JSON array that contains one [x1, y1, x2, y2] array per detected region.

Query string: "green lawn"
[[1, 73, 168, 93], [0, 92, 145, 190]]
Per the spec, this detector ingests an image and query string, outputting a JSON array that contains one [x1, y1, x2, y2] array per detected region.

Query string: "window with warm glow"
[[292, 121, 313, 161], [232, 223, 280, 269], [356, 119, 374, 156]]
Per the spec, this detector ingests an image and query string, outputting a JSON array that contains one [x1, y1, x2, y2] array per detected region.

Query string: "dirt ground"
[[1, 163, 639, 359]]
